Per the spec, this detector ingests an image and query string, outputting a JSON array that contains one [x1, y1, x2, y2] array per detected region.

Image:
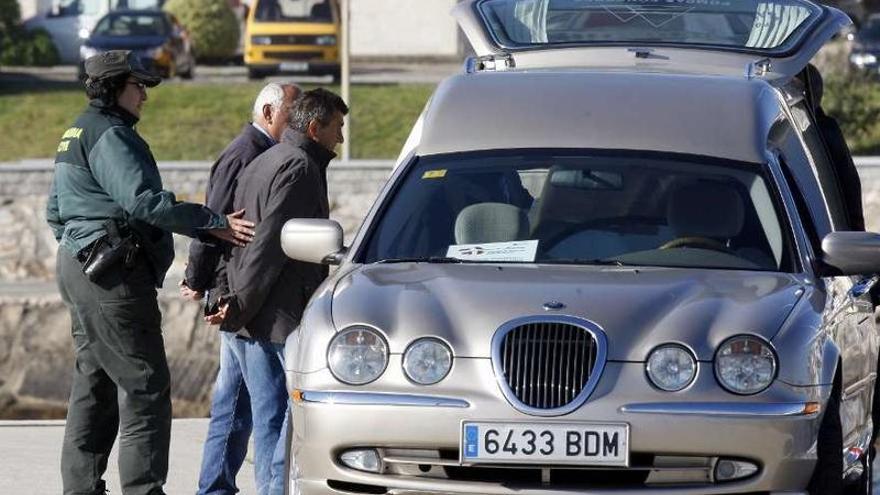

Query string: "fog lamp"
[[714, 459, 758, 481], [340, 449, 381, 473]]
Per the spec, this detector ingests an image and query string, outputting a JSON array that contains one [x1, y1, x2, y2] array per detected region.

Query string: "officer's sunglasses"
[[126, 81, 147, 92]]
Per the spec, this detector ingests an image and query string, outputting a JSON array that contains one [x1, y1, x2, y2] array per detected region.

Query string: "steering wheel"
[[658, 236, 737, 255]]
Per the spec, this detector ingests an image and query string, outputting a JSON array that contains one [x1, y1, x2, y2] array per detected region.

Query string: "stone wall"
[[0, 161, 393, 419], [4, 161, 880, 419]]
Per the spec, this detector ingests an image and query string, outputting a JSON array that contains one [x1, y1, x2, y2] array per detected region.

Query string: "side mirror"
[[821, 232, 880, 275], [281, 218, 346, 265]]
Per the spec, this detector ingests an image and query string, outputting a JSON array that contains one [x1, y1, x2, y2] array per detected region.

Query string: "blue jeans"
[[197, 332, 290, 495]]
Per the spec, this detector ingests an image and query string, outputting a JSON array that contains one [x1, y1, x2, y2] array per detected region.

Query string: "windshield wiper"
[[376, 256, 463, 264]]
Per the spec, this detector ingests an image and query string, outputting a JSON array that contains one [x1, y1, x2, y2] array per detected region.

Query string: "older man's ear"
[[262, 103, 275, 126]]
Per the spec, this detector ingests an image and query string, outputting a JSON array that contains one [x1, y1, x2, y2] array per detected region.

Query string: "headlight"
[[646, 344, 696, 392], [327, 326, 388, 385], [850, 53, 877, 66], [315, 35, 336, 46], [251, 36, 272, 45], [80, 45, 99, 60], [145, 46, 165, 59], [714, 335, 777, 395], [403, 338, 452, 385]]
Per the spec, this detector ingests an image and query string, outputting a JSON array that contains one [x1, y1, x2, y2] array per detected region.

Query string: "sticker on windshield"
[[422, 169, 447, 179], [447, 240, 538, 262]]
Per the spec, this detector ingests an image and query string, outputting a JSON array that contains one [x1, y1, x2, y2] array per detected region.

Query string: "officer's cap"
[[84, 50, 161, 87]]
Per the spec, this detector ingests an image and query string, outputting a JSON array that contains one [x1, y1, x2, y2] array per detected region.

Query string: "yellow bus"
[[244, 0, 339, 80]]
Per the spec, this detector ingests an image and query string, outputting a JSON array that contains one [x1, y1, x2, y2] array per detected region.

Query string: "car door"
[[775, 102, 879, 451]]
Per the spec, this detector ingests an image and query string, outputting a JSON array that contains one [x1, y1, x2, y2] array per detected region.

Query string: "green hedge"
[[824, 74, 880, 155], [164, 0, 240, 60], [0, 0, 59, 66]]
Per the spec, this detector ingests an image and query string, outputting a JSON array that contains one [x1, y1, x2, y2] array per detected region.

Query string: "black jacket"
[[816, 108, 865, 231], [222, 129, 333, 343], [184, 124, 275, 293]]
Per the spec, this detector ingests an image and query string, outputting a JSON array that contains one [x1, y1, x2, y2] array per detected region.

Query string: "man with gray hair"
[[180, 82, 300, 495], [206, 87, 348, 495]]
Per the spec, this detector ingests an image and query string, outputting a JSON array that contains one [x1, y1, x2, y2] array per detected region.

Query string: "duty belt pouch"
[[81, 220, 138, 282]]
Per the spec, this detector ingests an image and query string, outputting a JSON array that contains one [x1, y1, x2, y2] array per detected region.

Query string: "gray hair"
[[288, 87, 349, 132], [252, 82, 299, 122]]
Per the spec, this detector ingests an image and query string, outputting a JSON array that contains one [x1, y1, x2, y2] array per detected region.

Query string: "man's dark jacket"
[[222, 128, 333, 343], [185, 124, 275, 295], [47, 100, 227, 286]]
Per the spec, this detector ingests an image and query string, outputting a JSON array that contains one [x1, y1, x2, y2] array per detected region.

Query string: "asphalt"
[[0, 419, 258, 494]]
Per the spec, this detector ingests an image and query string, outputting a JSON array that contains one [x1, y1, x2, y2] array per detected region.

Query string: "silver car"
[[281, 0, 880, 493]]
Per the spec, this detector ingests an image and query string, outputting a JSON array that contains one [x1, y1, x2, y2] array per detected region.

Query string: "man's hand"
[[178, 279, 204, 301], [204, 302, 229, 326], [209, 209, 255, 247]]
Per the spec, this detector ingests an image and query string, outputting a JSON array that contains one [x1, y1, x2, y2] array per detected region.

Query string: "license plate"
[[280, 62, 308, 72], [461, 421, 629, 466]]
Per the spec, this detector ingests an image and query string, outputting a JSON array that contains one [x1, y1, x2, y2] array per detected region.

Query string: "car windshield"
[[254, 0, 334, 22], [93, 13, 167, 37], [477, 0, 820, 53], [360, 151, 795, 271]]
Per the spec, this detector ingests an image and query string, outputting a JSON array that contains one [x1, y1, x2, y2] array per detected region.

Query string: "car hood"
[[86, 35, 165, 50], [331, 263, 805, 361]]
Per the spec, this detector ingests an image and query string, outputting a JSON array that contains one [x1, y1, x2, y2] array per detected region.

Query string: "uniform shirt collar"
[[88, 99, 139, 127]]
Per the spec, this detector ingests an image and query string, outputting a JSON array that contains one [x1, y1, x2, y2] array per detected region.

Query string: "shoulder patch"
[[57, 127, 83, 153]]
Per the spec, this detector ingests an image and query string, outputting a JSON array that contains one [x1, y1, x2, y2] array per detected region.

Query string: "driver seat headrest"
[[666, 181, 744, 239], [455, 202, 529, 245]]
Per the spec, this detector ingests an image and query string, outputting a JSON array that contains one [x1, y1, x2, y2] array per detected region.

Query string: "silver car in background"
[[281, 0, 880, 493]]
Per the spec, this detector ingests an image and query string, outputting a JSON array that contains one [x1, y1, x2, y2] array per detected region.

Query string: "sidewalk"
[[0, 419, 258, 494]]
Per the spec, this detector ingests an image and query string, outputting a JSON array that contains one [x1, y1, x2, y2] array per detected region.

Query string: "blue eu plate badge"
[[464, 424, 479, 458]]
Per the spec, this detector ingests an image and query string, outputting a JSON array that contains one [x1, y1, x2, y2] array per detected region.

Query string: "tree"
[[165, 0, 240, 60]]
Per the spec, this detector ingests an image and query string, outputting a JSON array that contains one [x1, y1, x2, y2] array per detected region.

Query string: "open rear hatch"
[[453, 0, 850, 81]]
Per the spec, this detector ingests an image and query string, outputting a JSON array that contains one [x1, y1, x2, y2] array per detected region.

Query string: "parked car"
[[243, 0, 339, 80], [281, 0, 880, 493], [79, 9, 195, 80], [850, 13, 880, 73]]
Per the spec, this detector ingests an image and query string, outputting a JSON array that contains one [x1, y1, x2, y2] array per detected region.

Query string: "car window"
[[254, 0, 334, 22], [788, 101, 849, 230], [477, 0, 819, 52], [93, 14, 168, 37], [772, 116, 836, 251], [360, 151, 795, 272]]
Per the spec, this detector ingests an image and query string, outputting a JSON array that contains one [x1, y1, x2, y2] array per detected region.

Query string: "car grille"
[[498, 320, 598, 410], [266, 51, 323, 61], [263, 35, 323, 45]]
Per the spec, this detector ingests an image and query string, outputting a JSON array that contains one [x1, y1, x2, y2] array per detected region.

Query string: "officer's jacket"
[[47, 99, 227, 287]]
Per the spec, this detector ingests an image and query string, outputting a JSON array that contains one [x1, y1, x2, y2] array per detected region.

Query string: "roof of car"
[[415, 69, 783, 164]]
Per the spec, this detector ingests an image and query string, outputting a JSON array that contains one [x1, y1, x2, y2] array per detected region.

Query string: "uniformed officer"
[[46, 50, 256, 495]]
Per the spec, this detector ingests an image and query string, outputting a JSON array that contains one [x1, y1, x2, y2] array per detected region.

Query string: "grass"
[[0, 82, 435, 161]]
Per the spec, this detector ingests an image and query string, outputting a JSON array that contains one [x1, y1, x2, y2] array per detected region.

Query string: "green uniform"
[[48, 100, 226, 495]]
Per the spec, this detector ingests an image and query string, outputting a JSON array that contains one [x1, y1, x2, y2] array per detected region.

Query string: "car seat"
[[454, 202, 529, 245]]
